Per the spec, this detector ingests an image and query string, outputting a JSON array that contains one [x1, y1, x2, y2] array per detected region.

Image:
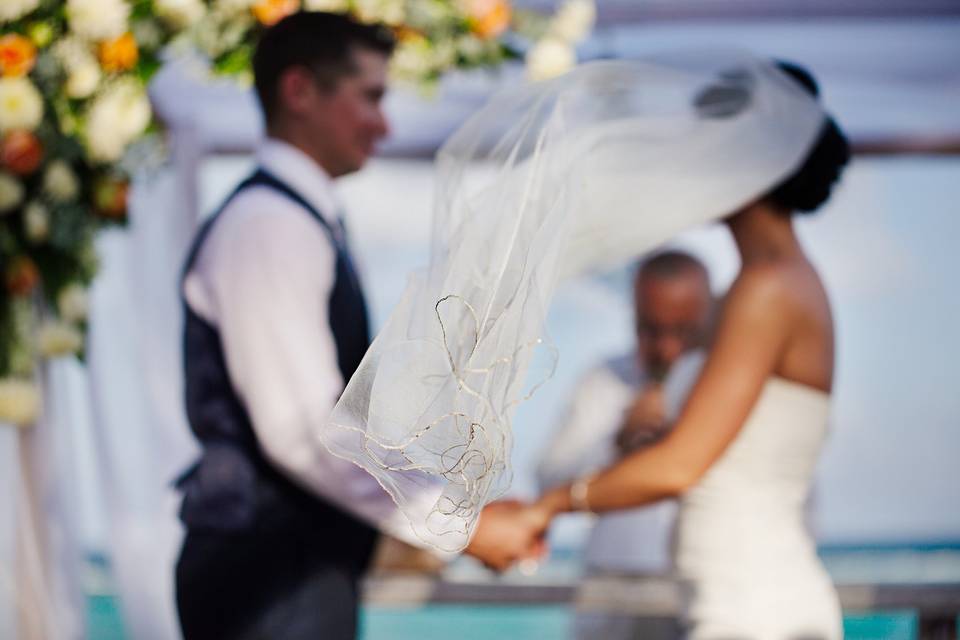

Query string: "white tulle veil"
[[319, 50, 827, 551]]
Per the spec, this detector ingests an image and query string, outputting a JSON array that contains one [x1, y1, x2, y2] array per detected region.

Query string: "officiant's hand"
[[616, 384, 667, 454], [465, 500, 548, 572]]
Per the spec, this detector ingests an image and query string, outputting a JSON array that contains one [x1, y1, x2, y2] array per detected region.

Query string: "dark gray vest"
[[176, 169, 377, 570]]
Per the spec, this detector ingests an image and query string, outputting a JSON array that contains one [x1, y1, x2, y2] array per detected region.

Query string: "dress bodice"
[[674, 377, 842, 640]]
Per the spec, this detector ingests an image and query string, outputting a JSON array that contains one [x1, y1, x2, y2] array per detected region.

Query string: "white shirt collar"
[[255, 137, 342, 224]]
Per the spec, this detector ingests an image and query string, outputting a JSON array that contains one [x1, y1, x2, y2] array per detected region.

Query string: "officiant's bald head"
[[635, 251, 713, 380], [253, 12, 396, 176]]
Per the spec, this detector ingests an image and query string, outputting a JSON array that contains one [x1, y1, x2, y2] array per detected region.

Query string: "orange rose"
[[0, 130, 43, 176], [467, 0, 511, 40], [252, 0, 300, 26], [0, 34, 37, 78], [5, 256, 39, 297], [93, 176, 129, 220], [392, 25, 423, 43], [98, 33, 139, 73]]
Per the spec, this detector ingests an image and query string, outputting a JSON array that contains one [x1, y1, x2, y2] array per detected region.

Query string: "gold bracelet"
[[569, 474, 595, 513]]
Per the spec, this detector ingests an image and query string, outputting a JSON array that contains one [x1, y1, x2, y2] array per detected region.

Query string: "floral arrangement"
[[0, 0, 594, 428]]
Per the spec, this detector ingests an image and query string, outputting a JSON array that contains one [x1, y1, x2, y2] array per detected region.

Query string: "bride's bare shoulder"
[[725, 262, 796, 315], [723, 261, 827, 338]]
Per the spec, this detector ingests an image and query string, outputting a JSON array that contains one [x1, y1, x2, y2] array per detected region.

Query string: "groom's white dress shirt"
[[183, 138, 435, 549]]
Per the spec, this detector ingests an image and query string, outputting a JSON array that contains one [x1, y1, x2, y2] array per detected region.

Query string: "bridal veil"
[[320, 50, 826, 551]]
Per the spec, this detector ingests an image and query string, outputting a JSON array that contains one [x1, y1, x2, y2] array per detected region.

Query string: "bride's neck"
[[727, 202, 804, 265]]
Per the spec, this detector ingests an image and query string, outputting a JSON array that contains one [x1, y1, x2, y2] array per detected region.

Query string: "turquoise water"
[[85, 545, 960, 638], [87, 597, 929, 640], [361, 606, 920, 640]]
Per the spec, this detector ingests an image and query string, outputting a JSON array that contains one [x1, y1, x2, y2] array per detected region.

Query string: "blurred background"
[[9, 1, 960, 638]]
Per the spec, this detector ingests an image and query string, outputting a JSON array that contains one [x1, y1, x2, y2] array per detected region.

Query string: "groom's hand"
[[464, 500, 547, 572]]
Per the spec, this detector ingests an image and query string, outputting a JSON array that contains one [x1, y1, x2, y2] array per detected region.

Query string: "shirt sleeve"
[[190, 190, 437, 550], [535, 366, 628, 491]]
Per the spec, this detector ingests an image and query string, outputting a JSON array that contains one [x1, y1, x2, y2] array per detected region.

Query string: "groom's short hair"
[[253, 11, 395, 122]]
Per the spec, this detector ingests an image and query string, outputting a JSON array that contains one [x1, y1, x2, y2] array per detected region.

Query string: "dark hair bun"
[[766, 61, 851, 214]]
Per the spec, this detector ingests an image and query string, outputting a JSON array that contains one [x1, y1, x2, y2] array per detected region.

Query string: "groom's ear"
[[275, 66, 324, 119]]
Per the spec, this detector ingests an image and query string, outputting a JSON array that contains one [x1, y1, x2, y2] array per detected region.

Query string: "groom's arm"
[[191, 195, 441, 551]]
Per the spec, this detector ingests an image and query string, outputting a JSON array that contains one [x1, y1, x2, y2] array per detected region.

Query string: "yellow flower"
[[99, 32, 139, 73], [0, 76, 43, 133], [0, 378, 40, 428], [251, 0, 300, 26], [0, 34, 37, 78], [463, 0, 511, 40]]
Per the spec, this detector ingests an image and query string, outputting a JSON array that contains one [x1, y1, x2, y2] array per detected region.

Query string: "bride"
[[526, 61, 850, 639], [320, 51, 849, 638]]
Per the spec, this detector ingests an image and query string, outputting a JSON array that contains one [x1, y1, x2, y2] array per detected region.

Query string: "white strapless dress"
[[673, 377, 842, 640]]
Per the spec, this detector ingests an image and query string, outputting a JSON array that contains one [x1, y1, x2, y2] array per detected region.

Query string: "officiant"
[[173, 12, 542, 639]]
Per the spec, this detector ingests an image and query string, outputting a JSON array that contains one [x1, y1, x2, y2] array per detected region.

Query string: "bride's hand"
[[466, 500, 550, 572]]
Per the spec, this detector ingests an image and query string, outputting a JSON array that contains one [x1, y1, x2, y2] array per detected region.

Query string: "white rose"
[[457, 34, 486, 61], [43, 161, 80, 203], [37, 321, 84, 357], [0, 0, 40, 23], [526, 37, 575, 81], [67, 61, 102, 99], [54, 38, 102, 99], [85, 79, 152, 162], [58, 284, 89, 322], [0, 378, 40, 428], [354, 0, 405, 25], [0, 172, 25, 214], [24, 201, 49, 243], [67, 0, 131, 41], [0, 77, 44, 133], [54, 37, 95, 70], [215, 0, 254, 13], [548, 0, 595, 44], [390, 38, 434, 82], [303, 0, 349, 10], [155, 0, 205, 29]]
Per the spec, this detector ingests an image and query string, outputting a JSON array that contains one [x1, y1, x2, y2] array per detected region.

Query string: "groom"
[[174, 12, 541, 640]]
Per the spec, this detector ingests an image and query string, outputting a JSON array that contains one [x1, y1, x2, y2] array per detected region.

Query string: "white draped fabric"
[[1, 364, 87, 639], [81, 167, 199, 639]]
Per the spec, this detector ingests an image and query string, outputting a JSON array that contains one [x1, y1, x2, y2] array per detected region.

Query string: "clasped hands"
[[463, 498, 556, 573]]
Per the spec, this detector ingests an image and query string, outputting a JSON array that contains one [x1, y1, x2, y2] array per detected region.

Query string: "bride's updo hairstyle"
[[766, 61, 851, 214]]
